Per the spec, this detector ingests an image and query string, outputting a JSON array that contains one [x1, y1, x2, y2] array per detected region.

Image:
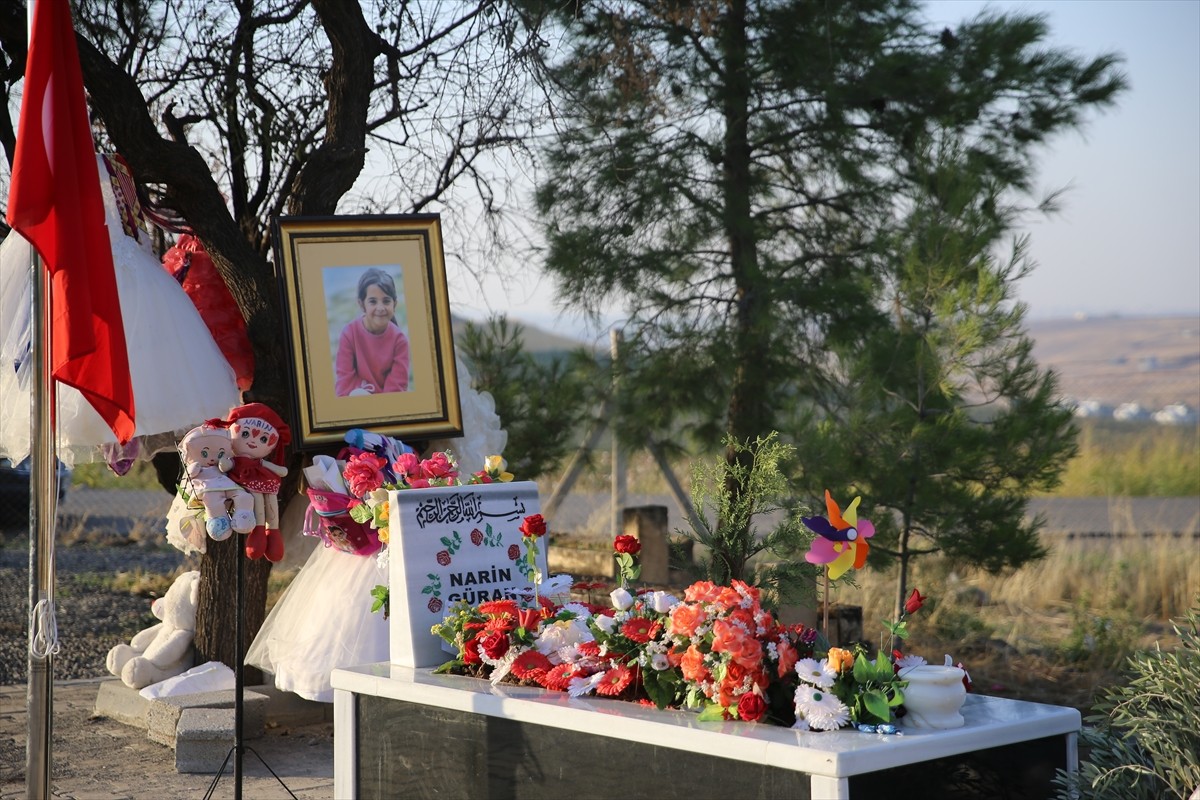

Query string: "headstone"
[[388, 481, 547, 668]]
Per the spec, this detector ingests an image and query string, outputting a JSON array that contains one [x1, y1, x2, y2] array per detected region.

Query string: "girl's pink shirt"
[[334, 317, 410, 396]]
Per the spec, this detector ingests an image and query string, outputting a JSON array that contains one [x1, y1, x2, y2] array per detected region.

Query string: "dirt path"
[[0, 679, 334, 800]]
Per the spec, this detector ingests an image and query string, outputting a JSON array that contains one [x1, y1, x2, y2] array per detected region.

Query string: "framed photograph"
[[273, 214, 462, 450]]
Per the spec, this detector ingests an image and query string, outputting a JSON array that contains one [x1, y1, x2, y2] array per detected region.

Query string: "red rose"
[[477, 630, 509, 660], [737, 692, 767, 723], [342, 453, 387, 498], [519, 514, 547, 538], [394, 452, 424, 483], [904, 588, 927, 615], [436, 550, 451, 566], [462, 636, 483, 665], [426, 597, 443, 614], [613, 534, 641, 555], [470, 529, 484, 545], [507, 544, 520, 560], [422, 451, 459, 480]]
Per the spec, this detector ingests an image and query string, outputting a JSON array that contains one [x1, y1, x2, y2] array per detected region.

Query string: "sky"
[[447, 0, 1200, 340]]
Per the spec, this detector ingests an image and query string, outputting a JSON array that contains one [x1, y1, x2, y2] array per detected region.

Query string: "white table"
[[332, 662, 1080, 799]]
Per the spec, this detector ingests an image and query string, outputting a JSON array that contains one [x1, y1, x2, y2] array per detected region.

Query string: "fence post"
[[622, 505, 669, 585]]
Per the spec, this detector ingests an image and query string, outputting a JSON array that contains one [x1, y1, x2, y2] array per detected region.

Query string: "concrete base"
[[93, 678, 333, 774], [94, 679, 151, 728], [146, 688, 268, 748]]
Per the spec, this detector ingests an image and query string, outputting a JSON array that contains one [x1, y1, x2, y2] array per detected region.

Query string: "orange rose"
[[726, 607, 756, 634], [680, 643, 710, 684], [668, 603, 708, 638], [776, 639, 799, 678], [712, 618, 763, 669], [827, 646, 855, 673], [683, 581, 720, 603]]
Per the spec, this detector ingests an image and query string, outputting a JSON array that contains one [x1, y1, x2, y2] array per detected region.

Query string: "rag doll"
[[178, 423, 256, 540], [225, 403, 291, 562]]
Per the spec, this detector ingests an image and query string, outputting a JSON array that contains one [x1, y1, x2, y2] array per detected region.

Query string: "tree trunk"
[[718, 0, 771, 581], [194, 534, 269, 684]]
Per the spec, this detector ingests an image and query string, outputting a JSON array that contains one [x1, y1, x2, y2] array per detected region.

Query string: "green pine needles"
[[677, 432, 817, 610]]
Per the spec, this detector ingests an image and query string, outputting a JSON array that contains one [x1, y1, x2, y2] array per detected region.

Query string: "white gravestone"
[[388, 481, 548, 668]]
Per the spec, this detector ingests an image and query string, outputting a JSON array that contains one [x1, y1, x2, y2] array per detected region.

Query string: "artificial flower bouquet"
[[299, 428, 514, 613], [432, 526, 968, 732]]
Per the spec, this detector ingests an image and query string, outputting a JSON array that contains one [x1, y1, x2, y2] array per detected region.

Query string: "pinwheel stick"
[[822, 566, 830, 640]]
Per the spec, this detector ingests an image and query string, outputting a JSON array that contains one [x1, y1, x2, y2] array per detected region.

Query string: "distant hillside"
[[450, 314, 596, 357], [1027, 315, 1199, 411], [454, 312, 1200, 412]]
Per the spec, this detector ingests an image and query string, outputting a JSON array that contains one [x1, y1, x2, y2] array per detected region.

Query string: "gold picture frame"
[[273, 214, 461, 450]]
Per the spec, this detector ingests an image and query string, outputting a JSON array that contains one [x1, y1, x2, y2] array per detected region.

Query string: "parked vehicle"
[[0, 457, 71, 527]]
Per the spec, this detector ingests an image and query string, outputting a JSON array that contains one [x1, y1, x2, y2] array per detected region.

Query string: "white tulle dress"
[[0, 154, 240, 468], [244, 356, 507, 702]]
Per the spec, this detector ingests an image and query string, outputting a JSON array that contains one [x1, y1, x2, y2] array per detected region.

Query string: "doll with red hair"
[[225, 403, 291, 562]]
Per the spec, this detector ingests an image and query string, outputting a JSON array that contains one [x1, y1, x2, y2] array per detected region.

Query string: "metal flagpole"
[[28, 244, 58, 798]]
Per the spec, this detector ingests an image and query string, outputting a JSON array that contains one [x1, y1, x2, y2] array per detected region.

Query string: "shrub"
[[1054, 602, 1200, 799]]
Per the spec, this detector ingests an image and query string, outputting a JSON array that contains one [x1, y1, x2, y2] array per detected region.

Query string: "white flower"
[[794, 658, 836, 689], [364, 487, 390, 507], [558, 602, 593, 619], [650, 652, 670, 671], [567, 672, 605, 698], [791, 716, 811, 732], [895, 653, 927, 672], [794, 684, 849, 731], [375, 548, 390, 570], [610, 587, 634, 611], [487, 648, 521, 686], [593, 614, 617, 634], [535, 619, 594, 661], [642, 590, 680, 614]]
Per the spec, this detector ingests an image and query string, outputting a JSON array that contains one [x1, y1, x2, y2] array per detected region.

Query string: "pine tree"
[[533, 0, 1124, 578]]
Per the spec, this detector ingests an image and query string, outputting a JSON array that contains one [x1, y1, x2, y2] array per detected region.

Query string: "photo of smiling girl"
[[332, 266, 411, 397]]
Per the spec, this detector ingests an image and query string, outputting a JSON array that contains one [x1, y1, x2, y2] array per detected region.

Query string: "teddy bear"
[[106, 570, 200, 690], [224, 403, 291, 562], [178, 422, 257, 541]]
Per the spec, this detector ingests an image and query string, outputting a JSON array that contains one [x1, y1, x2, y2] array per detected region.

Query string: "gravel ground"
[[0, 543, 196, 686]]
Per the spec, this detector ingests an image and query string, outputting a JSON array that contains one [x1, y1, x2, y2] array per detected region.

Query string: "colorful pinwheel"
[[802, 490, 875, 580]]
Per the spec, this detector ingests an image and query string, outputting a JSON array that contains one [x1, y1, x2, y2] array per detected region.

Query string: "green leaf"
[[349, 503, 373, 524], [863, 689, 891, 723], [641, 669, 681, 710], [697, 702, 727, 722]]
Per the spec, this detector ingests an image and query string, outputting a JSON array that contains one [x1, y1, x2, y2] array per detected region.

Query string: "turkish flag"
[[6, 0, 135, 443]]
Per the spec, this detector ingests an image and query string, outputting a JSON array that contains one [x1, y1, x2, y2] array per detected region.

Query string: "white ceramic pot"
[[899, 665, 967, 729]]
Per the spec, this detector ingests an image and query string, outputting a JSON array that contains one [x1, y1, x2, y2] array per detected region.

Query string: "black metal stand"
[[203, 539, 296, 800]]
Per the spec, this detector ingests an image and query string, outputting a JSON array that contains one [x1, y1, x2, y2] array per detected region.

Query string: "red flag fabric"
[[6, 0, 135, 443]]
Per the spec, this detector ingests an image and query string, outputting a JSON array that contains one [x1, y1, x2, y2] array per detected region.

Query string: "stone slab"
[[93, 679, 150, 728], [174, 707, 236, 773], [146, 688, 267, 748]]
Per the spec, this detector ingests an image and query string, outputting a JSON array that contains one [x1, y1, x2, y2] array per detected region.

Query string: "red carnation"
[[613, 534, 641, 555], [519, 514, 547, 538]]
